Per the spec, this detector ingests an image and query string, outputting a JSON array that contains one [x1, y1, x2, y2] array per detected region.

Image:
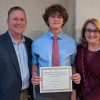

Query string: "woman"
[[76, 18, 100, 100]]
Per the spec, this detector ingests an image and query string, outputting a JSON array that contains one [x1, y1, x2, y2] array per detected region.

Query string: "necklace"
[[88, 46, 100, 57], [88, 50, 96, 57], [89, 46, 100, 51], [89, 52, 92, 57]]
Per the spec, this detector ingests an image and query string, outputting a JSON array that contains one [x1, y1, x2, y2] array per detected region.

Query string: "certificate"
[[40, 66, 72, 93]]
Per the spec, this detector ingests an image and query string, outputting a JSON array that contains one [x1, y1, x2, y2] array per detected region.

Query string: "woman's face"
[[85, 23, 100, 46]]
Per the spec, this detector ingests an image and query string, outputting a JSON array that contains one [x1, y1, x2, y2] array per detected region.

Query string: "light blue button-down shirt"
[[9, 33, 29, 90], [32, 31, 76, 74]]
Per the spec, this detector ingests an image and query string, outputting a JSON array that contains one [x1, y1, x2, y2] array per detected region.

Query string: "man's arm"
[[31, 64, 41, 85]]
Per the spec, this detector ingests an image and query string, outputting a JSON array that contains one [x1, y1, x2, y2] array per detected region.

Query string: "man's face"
[[7, 10, 27, 36]]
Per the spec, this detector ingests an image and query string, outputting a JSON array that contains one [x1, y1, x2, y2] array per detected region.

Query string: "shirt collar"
[[47, 31, 65, 39], [8, 32, 25, 44]]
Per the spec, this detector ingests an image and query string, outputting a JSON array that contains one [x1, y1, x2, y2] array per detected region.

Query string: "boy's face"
[[48, 13, 63, 31]]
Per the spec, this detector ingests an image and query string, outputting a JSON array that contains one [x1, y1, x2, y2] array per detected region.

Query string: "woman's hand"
[[72, 73, 81, 84]]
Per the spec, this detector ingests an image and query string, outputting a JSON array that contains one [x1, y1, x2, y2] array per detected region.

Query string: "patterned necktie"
[[52, 36, 60, 66]]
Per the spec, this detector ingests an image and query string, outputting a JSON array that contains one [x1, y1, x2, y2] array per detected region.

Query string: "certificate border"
[[40, 66, 72, 93]]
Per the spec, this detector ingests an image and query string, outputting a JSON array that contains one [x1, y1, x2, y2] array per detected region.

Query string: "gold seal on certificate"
[[40, 66, 72, 93]]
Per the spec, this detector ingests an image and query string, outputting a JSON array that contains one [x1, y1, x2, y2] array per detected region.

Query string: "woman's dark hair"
[[43, 4, 69, 27]]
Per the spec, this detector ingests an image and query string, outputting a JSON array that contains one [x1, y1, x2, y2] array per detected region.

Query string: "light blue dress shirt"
[[32, 31, 76, 75], [9, 33, 29, 90]]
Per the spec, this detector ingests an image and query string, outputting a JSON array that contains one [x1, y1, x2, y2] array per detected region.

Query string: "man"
[[31, 4, 81, 100], [0, 6, 33, 100]]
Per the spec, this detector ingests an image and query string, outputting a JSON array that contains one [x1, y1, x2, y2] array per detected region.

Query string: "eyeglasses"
[[85, 28, 100, 33]]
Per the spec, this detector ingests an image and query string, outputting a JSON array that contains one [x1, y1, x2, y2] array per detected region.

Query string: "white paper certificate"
[[40, 66, 72, 93]]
